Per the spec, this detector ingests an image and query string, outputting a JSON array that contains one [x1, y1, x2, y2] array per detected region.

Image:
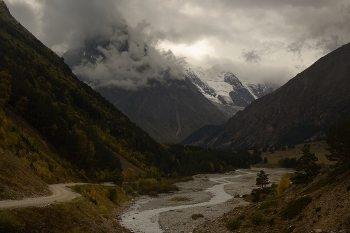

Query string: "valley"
[[1, 0, 350, 233]]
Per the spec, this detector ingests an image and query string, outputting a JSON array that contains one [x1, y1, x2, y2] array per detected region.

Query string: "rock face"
[[182, 43, 350, 149], [186, 66, 278, 117]]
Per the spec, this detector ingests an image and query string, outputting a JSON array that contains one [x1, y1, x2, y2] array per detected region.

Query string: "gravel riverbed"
[[119, 168, 290, 233]]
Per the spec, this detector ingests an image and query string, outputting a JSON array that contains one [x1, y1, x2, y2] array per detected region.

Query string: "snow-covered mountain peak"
[[186, 65, 279, 117]]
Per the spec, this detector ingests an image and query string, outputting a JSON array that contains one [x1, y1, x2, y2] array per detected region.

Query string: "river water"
[[119, 168, 290, 233]]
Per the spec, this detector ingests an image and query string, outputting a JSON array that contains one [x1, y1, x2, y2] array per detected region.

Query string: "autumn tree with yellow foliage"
[[276, 173, 291, 195]]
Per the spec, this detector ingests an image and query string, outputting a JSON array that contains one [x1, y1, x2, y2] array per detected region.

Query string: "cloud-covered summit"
[[17, 0, 186, 90], [5, 0, 350, 87], [59, 18, 185, 89]]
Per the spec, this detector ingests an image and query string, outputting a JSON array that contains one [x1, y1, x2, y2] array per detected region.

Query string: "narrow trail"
[[0, 183, 85, 209]]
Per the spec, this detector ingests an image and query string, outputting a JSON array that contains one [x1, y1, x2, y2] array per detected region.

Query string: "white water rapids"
[[119, 168, 290, 233]]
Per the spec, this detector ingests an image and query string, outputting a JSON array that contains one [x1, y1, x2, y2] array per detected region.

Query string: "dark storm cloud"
[[4, 0, 350, 86], [241, 49, 261, 63], [5, 0, 186, 90], [4, 0, 42, 36], [213, 0, 335, 9], [40, 0, 127, 52]]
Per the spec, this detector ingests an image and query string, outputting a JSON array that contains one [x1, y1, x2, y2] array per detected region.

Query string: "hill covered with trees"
[[0, 1, 250, 183]]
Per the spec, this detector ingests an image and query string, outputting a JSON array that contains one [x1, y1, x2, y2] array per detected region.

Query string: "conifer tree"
[[294, 144, 319, 183], [256, 170, 269, 189], [326, 119, 350, 167]]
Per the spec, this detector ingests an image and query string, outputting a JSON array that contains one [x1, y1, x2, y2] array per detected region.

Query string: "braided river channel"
[[119, 168, 291, 233]]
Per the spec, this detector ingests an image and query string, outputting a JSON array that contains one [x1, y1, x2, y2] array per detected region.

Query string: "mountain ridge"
[[63, 37, 229, 143], [183, 42, 350, 149], [187, 66, 279, 117]]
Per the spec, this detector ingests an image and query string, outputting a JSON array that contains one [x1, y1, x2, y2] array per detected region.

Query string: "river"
[[119, 168, 291, 233]]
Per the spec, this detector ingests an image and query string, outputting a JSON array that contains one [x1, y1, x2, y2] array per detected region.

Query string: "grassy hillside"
[[0, 149, 50, 200], [194, 124, 350, 232], [258, 141, 332, 166], [0, 107, 82, 196], [193, 167, 350, 233], [0, 184, 131, 233]]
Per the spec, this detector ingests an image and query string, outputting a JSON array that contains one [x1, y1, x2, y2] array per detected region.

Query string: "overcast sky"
[[4, 0, 350, 86]]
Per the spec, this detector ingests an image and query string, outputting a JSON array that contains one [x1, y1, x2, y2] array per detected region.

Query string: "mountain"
[[96, 79, 227, 143], [0, 0, 163, 178], [186, 66, 278, 117], [0, 0, 249, 182], [182, 42, 350, 149], [64, 39, 277, 143], [63, 38, 228, 143]]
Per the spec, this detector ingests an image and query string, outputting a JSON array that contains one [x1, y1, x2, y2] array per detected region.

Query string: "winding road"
[[0, 183, 85, 209]]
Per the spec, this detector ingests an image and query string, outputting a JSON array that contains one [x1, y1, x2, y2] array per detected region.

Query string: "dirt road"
[[0, 183, 85, 209]]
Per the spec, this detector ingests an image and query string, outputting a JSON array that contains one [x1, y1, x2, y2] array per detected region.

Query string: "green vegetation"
[[191, 214, 204, 220], [326, 118, 350, 167], [0, 106, 80, 187], [0, 3, 256, 232], [0, 184, 129, 233], [276, 173, 291, 195], [171, 196, 191, 202], [0, 148, 51, 200], [278, 157, 299, 168], [70, 184, 129, 206], [0, 212, 23, 233], [209, 122, 350, 232], [158, 144, 250, 177], [226, 219, 241, 231], [250, 148, 263, 164], [251, 212, 263, 225], [226, 215, 245, 231], [256, 170, 270, 189], [282, 196, 312, 220], [250, 170, 272, 203], [293, 144, 319, 183], [259, 199, 279, 210], [0, 1, 251, 189], [136, 178, 178, 196], [0, 70, 11, 107], [259, 141, 330, 167]]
